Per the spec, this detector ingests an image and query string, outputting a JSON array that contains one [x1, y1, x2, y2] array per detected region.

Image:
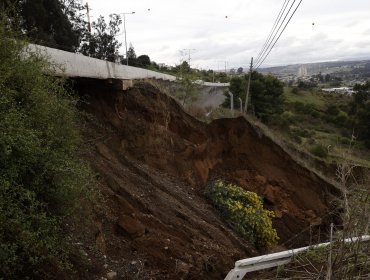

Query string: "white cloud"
[[86, 0, 370, 68]]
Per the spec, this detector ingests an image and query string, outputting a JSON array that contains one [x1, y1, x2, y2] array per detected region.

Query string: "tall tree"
[[4, 0, 80, 51], [250, 72, 284, 122], [223, 72, 284, 122], [60, 0, 87, 44], [126, 44, 137, 66], [351, 82, 370, 147], [136, 54, 151, 68], [79, 14, 122, 62]]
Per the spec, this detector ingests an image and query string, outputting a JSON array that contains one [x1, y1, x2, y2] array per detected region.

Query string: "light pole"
[[120, 12, 135, 66]]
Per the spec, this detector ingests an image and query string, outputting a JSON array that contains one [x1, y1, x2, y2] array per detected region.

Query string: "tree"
[[180, 61, 191, 73], [351, 82, 370, 147], [237, 67, 244, 74], [223, 76, 246, 109], [136, 54, 151, 68], [2, 0, 79, 51], [60, 0, 87, 44], [222, 72, 284, 122], [178, 75, 199, 106], [126, 44, 137, 66], [79, 14, 122, 62], [250, 72, 284, 122]]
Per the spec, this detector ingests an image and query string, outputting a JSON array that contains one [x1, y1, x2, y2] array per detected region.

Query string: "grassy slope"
[[277, 87, 370, 168]]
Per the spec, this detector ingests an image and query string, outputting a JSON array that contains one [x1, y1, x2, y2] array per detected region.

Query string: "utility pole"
[[182, 49, 196, 67], [244, 57, 253, 113], [86, 1, 91, 32]]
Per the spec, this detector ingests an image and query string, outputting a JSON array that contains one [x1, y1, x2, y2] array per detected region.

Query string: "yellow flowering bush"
[[207, 180, 279, 249]]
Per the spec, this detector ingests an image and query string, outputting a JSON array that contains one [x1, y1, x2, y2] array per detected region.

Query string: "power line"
[[254, 0, 290, 66], [255, 0, 297, 68], [255, 0, 303, 70]]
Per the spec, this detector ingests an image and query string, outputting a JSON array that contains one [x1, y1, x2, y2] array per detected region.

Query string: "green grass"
[[284, 87, 326, 109], [277, 87, 370, 168]]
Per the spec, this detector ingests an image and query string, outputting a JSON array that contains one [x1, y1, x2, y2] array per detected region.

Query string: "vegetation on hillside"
[[206, 180, 278, 250], [0, 19, 93, 278], [262, 85, 370, 166]]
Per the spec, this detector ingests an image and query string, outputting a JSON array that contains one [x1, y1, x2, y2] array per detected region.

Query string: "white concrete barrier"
[[194, 80, 230, 87], [27, 44, 176, 81]]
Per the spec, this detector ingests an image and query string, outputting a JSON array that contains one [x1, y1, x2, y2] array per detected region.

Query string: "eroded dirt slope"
[[77, 80, 339, 279]]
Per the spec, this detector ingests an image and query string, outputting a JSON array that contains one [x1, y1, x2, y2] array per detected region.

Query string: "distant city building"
[[322, 87, 355, 95], [298, 65, 308, 77]]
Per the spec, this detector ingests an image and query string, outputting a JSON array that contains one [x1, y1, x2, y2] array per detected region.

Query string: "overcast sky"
[[86, 0, 370, 69]]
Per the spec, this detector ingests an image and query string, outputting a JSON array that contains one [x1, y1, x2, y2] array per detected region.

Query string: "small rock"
[[106, 271, 117, 280], [118, 214, 145, 238], [164, 246, 169, 250], [131, 261, 137, 265], [176, 260, 191, 275], [103, 264, 108, 269]]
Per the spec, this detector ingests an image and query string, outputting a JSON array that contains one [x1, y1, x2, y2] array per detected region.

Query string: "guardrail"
[[224, 235, 370, 280]]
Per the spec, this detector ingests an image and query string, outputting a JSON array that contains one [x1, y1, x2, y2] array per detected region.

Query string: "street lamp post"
[[121, 12, 135, 66]]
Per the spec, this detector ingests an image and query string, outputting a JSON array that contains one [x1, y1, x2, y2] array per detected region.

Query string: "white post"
[[326, 223, 334, 280], [228, 91, 234, 116], [238, 97, 243, 112], [123, 14, 128, 65]]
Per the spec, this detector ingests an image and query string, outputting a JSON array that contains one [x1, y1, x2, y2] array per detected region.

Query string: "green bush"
[[335, 110, 348, 126], [309, 144, 328, 158], [206, 180, 278, 249], [279, 111, 295, 129], [0, 19, 92, 278]]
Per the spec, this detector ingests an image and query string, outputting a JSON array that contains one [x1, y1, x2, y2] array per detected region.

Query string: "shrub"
[[0, 19, 93, 278], [334, 110, 348, 126], [279, 111, 295, 129], [206, 180, 278, 249], [309, 144, 328, 158]]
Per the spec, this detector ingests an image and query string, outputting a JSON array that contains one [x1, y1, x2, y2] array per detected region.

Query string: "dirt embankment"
[[77, 80, 339, 279]]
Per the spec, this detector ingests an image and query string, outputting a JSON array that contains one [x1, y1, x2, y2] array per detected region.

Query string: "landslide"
[[77, 80, 339, 279]]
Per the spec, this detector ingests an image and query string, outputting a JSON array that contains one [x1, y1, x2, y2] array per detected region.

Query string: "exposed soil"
[[74, 80, 340, 279]]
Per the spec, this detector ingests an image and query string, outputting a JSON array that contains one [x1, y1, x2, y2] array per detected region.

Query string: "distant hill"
[[259, 60, 370, 77]]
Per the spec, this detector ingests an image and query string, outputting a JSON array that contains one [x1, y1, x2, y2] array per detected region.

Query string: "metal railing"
[[224, 235, 370, 280]]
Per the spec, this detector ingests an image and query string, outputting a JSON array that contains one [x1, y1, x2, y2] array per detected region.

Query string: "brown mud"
[[75, 80, 340, 279]]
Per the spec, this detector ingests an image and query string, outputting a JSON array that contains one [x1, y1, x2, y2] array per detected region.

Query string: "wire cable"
[[255, 0, 303, 70], [255, 0, 297, 68], [254, 0, 290, 66]]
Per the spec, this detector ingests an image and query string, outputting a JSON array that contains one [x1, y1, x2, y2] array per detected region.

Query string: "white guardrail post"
[[224, 235, 370, 280]]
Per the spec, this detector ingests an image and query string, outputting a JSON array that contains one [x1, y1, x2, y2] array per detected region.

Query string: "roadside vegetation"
[[0, 17, 94, 278]]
